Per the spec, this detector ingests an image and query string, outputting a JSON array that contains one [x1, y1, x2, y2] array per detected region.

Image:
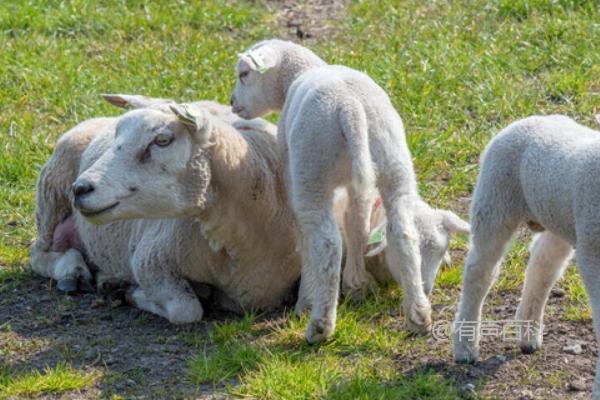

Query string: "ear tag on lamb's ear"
[[245, 49, 269, 74], [365, 220, 387, 257]]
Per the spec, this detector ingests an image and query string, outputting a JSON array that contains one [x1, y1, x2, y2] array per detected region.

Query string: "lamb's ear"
[[103, 94, 174, 109], [440, 210, 470, 234], [170, 104, 214, 147], [238, 46, 279, 74], [595, 114, 600, 126]]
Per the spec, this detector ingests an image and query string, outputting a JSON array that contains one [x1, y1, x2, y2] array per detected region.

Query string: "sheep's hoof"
[[342, 274, 377, 301], [453, 342, 479, 364], [519, 339, 542, 355], [57, 278, 78, 295], [305, 318, 334, 344], [404, 301, 432, 334]]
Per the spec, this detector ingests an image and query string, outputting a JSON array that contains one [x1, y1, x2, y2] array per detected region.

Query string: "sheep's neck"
[[197, 123, 296, 268]]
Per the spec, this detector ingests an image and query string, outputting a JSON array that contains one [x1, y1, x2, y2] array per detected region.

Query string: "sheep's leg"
[[128, 279, 204, 324], [341, 186, 375, 299], [30, 248, 93, 294], [294, 197, 342, 343], [516, 232, 573, 354], [453, 220, 516, 363], [575, 237, 600, 399], [382, 194, 431, 333], [295, 234, 317, 315]]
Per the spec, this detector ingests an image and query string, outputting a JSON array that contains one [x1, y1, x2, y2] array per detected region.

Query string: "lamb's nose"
[[72, 180, 94, 198], [230, 95, 235, 106]]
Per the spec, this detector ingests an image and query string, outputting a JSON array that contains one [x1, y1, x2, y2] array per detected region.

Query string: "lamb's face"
[[231, 49, 280, 119], [416, 208, 470, 296], [72, 108, 211, 224]]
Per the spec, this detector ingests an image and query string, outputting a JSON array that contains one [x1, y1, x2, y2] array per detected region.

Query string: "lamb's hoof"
[[305, 318, 334, 344], [405, 301, 432, 334], [57, 278, 78, 295], [453, 342, 479, 364], [519, 339, 541, 355], [342, 275, 377, 302]]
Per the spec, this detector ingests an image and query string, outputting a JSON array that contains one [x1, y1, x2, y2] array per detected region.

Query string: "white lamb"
[[230, 39, 469, 342], [452, 115, 600, 398]]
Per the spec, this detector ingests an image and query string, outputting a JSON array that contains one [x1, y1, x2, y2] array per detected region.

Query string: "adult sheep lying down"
[[31, 96, 302, 322], [31, 95, 463, 324]]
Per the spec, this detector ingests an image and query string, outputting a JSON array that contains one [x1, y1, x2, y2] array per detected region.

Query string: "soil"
[[1, 269, 597, 399]]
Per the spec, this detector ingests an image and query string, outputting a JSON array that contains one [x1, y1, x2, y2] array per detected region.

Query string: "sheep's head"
[[231, 43, 283, 119], [416, 207, 470, 296], [72, 105, 214, 224]]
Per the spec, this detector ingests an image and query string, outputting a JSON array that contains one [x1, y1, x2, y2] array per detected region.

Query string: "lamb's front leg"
[[383, 198, 431, 333], [575, 241, 600, 399], [341, 186, 375, 299], [453, 221, 515, 363]]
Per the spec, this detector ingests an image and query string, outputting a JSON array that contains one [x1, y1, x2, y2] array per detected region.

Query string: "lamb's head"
[[72, 104, 215, 224], [231, 39, 325, 119], [414, 205, 470, 296]]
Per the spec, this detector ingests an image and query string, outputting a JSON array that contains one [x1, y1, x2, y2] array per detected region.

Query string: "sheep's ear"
[[103, 94, 174, 109], [595, 114, 600, 126], [238, 46, 279, 74], [170, 104, 214, 146], [441, 210, 470, 234]]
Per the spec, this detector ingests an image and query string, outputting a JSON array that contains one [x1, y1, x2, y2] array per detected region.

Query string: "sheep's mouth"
[[78, 202, 120, 217]]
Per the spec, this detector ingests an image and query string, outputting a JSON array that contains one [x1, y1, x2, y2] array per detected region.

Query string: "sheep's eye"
[[154, 133, 174, 147], [239, 71, 249, 81]]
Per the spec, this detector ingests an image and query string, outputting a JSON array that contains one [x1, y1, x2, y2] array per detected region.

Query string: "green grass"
[[1, 0, 599, 398], [0, 362, 97, 399]]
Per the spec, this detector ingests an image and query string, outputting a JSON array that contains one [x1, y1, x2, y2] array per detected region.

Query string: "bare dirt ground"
[[2, 263, 597, 399]]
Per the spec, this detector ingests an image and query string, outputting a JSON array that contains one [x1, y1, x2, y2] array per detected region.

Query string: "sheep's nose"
[[72, 180, 94, 198], [230, 95, 235, 106]]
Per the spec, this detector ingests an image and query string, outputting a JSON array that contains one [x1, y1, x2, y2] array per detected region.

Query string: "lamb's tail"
[[338, 99, 377, 204]]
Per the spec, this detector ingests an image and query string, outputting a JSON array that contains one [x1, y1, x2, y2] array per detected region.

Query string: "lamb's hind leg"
[[341, 186, 375, 299], [516, 232, 573, 354], [294, 196, 342, 343]]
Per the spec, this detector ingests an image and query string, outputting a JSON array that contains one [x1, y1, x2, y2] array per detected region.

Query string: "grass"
[[1, 0, 599, 398], [0, 362, 97, 399]]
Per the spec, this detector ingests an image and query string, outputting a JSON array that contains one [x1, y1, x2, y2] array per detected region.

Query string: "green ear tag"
[[175, 104, 200, 127], [367, 224, 386, 245], [246, 50, 269, 74]]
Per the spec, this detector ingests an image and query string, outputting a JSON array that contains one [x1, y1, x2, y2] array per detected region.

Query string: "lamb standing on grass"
[[231, 39, 469, 342], [452, 115, 600, 398]]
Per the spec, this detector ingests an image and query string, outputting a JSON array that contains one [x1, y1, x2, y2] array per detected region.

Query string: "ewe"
[[231, 39, 469, 342], [32, 96, 301, 322], [453, 115, 600, 398]]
